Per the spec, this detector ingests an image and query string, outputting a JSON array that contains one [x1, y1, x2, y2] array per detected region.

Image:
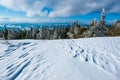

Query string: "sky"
[[0, 0, 120, 23]]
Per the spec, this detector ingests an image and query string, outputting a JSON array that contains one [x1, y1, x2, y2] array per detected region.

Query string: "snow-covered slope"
[[0, 37, 120, 80]]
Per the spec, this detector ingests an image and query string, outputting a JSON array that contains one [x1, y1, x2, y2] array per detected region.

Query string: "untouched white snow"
[[0, 37, 120, 80]]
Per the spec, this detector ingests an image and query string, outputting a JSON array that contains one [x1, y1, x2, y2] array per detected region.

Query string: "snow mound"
[[0, 37, 120, 80]]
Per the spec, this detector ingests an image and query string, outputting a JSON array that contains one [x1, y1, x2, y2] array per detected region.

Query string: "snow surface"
[[0, 37, 120, 80]]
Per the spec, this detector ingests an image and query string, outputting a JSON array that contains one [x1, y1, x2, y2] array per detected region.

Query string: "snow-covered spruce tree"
[[36, 28, 43, 39], [24, 29, 27, 38], [45, 28, 49, 39], [42, 27, 46, 39], [67, 20, 82, 38], [7, 29, 12, 40], [58, 26, 67, 39], [32, 28, 37, 39], [108, 21, 120, 36], [19, 29, 26, 39], [15, 28, 22, 39], [82, 8, 109, 37], [74, 21, 81, 37], [67, 22, 75, 38], [53, 28, 58, 39], [49, 28, 54, 39], [49, 28, 53, 39], [46, 28, 51, 39], [0, 29, 3, 38], [25, 27, 33, 39], [12, 27, 17, 39], [25, 29, 31, 39], [36, 29, 40, 39], [8, 27, 18, 39], [48, 29, 51, 39], [29, 27, 33, 39], [7, 28, 16, 40], [3, 25, 8, 40], [61, 27, 67, 39], [43, 27, 50, 39]]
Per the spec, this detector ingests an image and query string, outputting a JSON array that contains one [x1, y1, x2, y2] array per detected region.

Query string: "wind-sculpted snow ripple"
[[60, 37, 120, 79], [0, 38, 120, 80], [9, 61, 31, 80]]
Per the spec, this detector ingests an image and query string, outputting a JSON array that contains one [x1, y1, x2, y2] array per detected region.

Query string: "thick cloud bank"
[[0, 0, 119, 17]]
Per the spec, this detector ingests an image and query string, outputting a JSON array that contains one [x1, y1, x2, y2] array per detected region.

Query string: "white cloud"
[[47, 0, 120, 17], [0, 0, 119, 18], [0, 0, 46, 17]]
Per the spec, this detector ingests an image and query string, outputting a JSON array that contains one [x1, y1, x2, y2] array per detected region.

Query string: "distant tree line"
[[0, 26, 69, 40], [0, 20, 120, 40]]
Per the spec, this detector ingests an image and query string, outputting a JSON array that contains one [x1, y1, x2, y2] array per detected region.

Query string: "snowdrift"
[[0, 37, 120, 80]]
